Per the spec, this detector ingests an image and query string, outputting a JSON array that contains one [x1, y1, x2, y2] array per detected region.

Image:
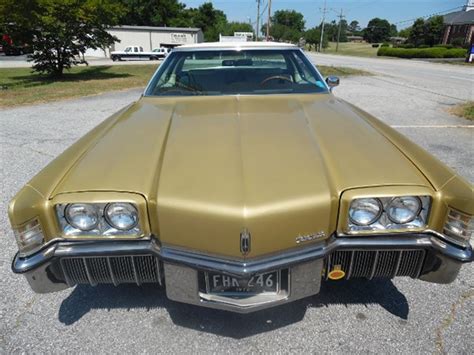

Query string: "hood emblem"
[[240, 228, 251, 255]]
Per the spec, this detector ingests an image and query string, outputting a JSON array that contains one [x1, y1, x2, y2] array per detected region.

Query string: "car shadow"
[[58, 278, 409, 338]]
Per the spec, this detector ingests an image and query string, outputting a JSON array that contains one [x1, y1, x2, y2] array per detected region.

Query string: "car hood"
[[52, 94, 430, 258]]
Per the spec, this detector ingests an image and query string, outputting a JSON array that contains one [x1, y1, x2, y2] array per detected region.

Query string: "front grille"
[[60, 255, 163, 286], [324, 250, 426, 280]]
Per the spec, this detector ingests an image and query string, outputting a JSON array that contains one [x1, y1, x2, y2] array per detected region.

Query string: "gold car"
[[9, 42, 473, 313]]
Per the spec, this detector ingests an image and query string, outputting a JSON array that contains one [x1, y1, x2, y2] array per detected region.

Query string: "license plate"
[[205, 270, 280, 295]]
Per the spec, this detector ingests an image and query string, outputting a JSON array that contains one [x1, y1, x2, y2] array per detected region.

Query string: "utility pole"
[[336, 8, 345, 52], [256, 0, 260, 41], [266, 0, 272, 41], [319, 0, 327, 52]]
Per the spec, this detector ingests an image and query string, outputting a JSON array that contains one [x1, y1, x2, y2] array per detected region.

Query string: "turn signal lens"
[[443, 209, 473, 248], [13, 219, 44, 257]]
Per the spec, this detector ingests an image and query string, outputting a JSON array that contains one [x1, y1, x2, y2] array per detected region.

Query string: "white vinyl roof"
[[175, 41, 297, 51]]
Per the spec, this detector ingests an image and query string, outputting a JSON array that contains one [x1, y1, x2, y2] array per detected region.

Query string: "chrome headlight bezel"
[[346, 196, 431, 234], [56, 203, 142, 237]]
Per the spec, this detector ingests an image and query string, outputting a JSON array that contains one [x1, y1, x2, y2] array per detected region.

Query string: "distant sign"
[[171, 33, 187, 43], [219, 34, 246, 42], [234, 32, 254, 40]]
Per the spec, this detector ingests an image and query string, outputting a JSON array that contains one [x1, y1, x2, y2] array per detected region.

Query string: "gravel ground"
[[1, 66, 473, 353]]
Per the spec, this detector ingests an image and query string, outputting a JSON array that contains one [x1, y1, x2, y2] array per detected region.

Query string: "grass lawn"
[[0, 64, 369, 107], [449, 101, 474, 121], [322, 41, 379, 57], [0, 64, 159, 107]]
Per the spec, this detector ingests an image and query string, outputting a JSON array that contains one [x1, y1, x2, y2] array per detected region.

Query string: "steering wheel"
[[260, 75, 293, 85], [174, 81, 201, 93]]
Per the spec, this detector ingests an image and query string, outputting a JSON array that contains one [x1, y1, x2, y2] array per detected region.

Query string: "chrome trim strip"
[[155, 258, 162, 286], [130, 256, 140, 286], [60, 259, 75, 287], [415, 250, 426, 278], [107, 257, 118, 286], [12, 231, 472, 277], [369, 251, 379, 280], [393, 251, 403, 278], [82, 258, 96, 286], [346, 250, 355, 280]]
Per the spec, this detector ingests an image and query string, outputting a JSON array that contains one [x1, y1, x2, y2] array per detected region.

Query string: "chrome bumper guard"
[[12, 232, 472, 313]]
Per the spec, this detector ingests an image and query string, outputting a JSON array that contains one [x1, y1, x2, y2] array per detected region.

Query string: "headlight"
[[387, 197, 421, 224], [346, 196, 430, 233], [349, 198, 382, 226], [65, 204, 99, 231], [13, 218, 44, 257], [105, 203, 138, 230], [443, 208, 473, 248], [56, 203, 142, 237]]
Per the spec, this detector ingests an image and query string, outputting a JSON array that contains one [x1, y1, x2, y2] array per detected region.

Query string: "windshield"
[[145, 49, 328, 96]]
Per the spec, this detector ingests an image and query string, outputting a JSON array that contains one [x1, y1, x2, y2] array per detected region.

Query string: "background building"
[[442, 0, 474, 46], [85, 25, 203, 57]]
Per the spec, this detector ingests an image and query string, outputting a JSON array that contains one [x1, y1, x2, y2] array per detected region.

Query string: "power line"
[[393, 6, 463, 25]]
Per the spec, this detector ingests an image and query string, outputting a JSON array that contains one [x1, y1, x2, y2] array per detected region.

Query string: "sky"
[[181, 0, 468, 30]]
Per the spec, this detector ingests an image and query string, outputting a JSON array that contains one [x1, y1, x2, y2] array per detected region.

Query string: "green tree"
[[190, 2, 227, 41], [363, 18, 392, 43], [408, 18, 426, 46], [407, 16, 444, 47], [398, 27, 411, 39], [1, 0, 123, 76], [273, 9, 305, 32], [262, 9, 305, 42], [424, 16, 444, 46], [348, 20, 360, 34], [324, 20, 348, 43], [390, 24, 398, 37], [304, 27, 328, 50], [116, 0, 187, 27]]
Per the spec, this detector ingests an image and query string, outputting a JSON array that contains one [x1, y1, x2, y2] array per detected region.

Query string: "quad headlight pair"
[[56, 203, 141, 236], [347, 196, 430, 233]]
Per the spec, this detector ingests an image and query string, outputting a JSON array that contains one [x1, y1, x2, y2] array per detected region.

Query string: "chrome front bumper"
[[12, 233, 472, 313]]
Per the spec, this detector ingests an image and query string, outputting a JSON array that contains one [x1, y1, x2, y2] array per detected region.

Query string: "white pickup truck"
[[110, 46, 167, 61]]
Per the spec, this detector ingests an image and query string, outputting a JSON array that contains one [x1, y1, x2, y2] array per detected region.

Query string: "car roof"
[[174, 41, 298, 51]]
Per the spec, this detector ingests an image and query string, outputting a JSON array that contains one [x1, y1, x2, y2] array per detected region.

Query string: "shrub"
[[381, 42, 390, 47], [418, 44, 430, 48], [434, 44, 453, 49], [394, 43, 414, 49], [372, 43, 380, 48], [377, 47, 467, 58]]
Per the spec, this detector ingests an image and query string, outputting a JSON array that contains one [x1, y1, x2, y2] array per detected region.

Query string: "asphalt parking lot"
[[1, 56, 473, 353]]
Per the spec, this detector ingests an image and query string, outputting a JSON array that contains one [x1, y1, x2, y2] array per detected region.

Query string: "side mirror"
[[326, 76, 340, 91]]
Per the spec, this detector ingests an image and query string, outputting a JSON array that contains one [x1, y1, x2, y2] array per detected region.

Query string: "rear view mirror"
[[326, 76, 340, 91]]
